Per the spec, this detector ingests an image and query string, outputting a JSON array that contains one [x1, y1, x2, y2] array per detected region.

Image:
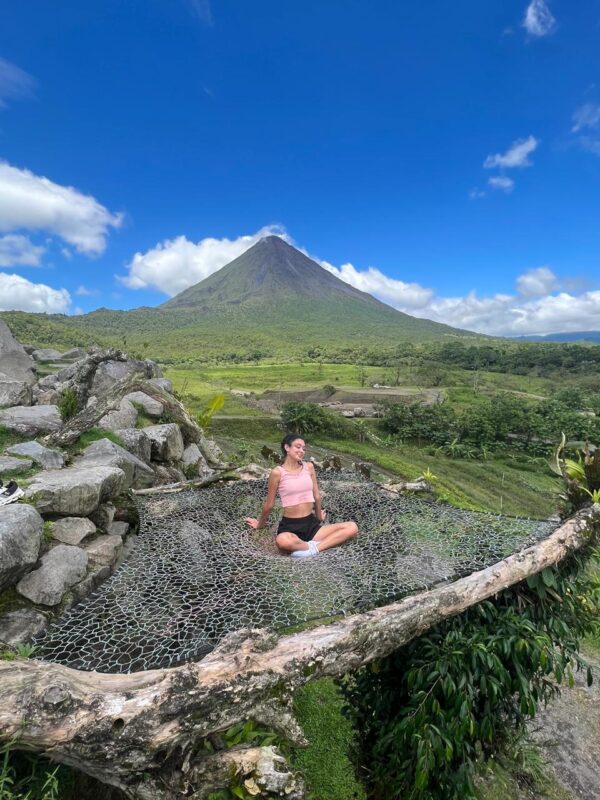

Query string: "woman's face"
[[286, 438, 305, 461]]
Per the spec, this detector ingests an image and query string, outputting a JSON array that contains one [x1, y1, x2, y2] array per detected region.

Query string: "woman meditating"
[[245, 433, 358, 558]]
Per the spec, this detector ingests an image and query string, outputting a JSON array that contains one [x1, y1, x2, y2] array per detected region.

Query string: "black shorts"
[[277, 513, 322, 542]]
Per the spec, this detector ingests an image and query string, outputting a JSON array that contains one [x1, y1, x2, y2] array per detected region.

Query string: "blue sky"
[[0, 0, 599, 335]]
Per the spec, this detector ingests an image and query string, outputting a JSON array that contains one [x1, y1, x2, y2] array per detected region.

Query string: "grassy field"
[[176, 361, 564, 518], [167, 362, 557, 397]]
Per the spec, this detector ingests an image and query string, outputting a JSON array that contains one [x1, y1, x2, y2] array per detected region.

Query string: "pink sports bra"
[[277, 462, 315, 507]]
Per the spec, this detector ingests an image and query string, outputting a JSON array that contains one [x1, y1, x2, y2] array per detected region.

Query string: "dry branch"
[[0, 505, 597, 798]]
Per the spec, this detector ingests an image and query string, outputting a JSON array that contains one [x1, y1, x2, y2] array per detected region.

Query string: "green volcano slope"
[[0, 236, 478, 362]]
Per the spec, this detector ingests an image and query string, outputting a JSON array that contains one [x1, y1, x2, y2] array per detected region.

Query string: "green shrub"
[[57, 388, 79, 421], [343, 548, 600, 800]]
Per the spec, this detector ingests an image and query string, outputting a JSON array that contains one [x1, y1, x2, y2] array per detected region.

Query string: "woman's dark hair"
[[281, 433, 303, 456]]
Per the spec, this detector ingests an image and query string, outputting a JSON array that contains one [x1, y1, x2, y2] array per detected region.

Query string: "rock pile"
[[0, 322, 225, 647]]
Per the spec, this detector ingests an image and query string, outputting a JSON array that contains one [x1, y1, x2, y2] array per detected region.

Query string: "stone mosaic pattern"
[[36, 474, 557, 673]]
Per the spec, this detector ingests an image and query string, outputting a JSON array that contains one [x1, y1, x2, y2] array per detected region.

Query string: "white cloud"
[[523, 0, 556, 37], [320, 255, 599, 336], [402, 289, 600, 336], [484, 136, 539, 169], [319, 259, 434, 309], [516, 266, 558, 297], [0, 234, 45, 266], [0, 57, 35, 109], [469, 188, 486, 199], [0, 272, 70, 313], [0, 161, 122, 255], [488, 176, 515, 193], [120, 225, 287, 295], [572, 103, 600, 133]]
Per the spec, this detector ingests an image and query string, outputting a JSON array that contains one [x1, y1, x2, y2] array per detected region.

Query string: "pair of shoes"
[[0, 480, 24, 506]]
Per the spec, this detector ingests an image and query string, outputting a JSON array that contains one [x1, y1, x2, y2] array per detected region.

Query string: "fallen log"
[[0, 505, 597, 799], [42, 374, 224, 467]]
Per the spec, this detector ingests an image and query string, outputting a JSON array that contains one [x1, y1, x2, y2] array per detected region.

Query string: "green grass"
[[292, 679, 366, 800], [309, 437, 560, 517], [174, 362, 556, 398], [476, 748, 573, 800]]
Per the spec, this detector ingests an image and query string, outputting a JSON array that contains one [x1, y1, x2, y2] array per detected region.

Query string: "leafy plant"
[[343, 547, 600, 800], [197, 394, 226, 429], [14, 644, 37, 659]]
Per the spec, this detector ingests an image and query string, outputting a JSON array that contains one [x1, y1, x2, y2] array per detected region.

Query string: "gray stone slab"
[[115, 428, 152, 463], [123, 391, 164, 419], [24, 465, 125, 516], [98, 398, 138, 432], [16, 544, 88, 606], [85, 534, 122, 567], [0, 609, 48, 646], [0, 320, 36, 384], [75, 437, 154, 490], [108, 521, 129, 538], [0, 405, 62, 436], [0, 380, 32, 407], [144, 423, 184, 462], [0, 456, 33, 474], [149, 377, 173, 393], [0, 504, 43, 591], [52, 517, 97, 545], [6, 441, 65, 469]]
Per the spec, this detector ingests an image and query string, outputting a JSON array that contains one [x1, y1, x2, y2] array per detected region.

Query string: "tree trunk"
[[1, 505, 597, 798]]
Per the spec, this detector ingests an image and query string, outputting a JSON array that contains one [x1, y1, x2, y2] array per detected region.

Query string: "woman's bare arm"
[[307, 462, 324, 521], [245, 468, 281, 529]]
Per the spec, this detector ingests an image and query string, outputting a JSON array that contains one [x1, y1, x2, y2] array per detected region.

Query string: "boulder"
[[85, 534, 123, 567], [152, 464, 186, 484], [149, 377, 173, 393], [0, 405, 62, 436], [123, 391, 164, 419], [0, 505, 43, 591], [115, 428, 152, 463], [91, 359, 157, 396], [37, 373, 59, 388], [182, 443, 212, 478], [182, 443, 202, 468], [90, 502, 116, 532], [16, 544, 88, 606], [76, 438, 154, 490], [108, 521, 129, 538], [32, 348, 64, 362], [0, 380, 32, 407], [0, 456, 33, 475], [0, 320, 36, 385], [144, 423, 184, 462], [24, 465, 125, 516], [62, 347, 86, 360], [98, 398, 138, 432], [199, 433, 226, 468], [69, 565, 111, 605], [0, 609, 48, 646], [52, 517, 97, 545], [6, 441, 65, 470]]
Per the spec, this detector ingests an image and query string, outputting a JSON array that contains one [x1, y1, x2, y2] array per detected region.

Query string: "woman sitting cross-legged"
[[245, 433, 358, 558]]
